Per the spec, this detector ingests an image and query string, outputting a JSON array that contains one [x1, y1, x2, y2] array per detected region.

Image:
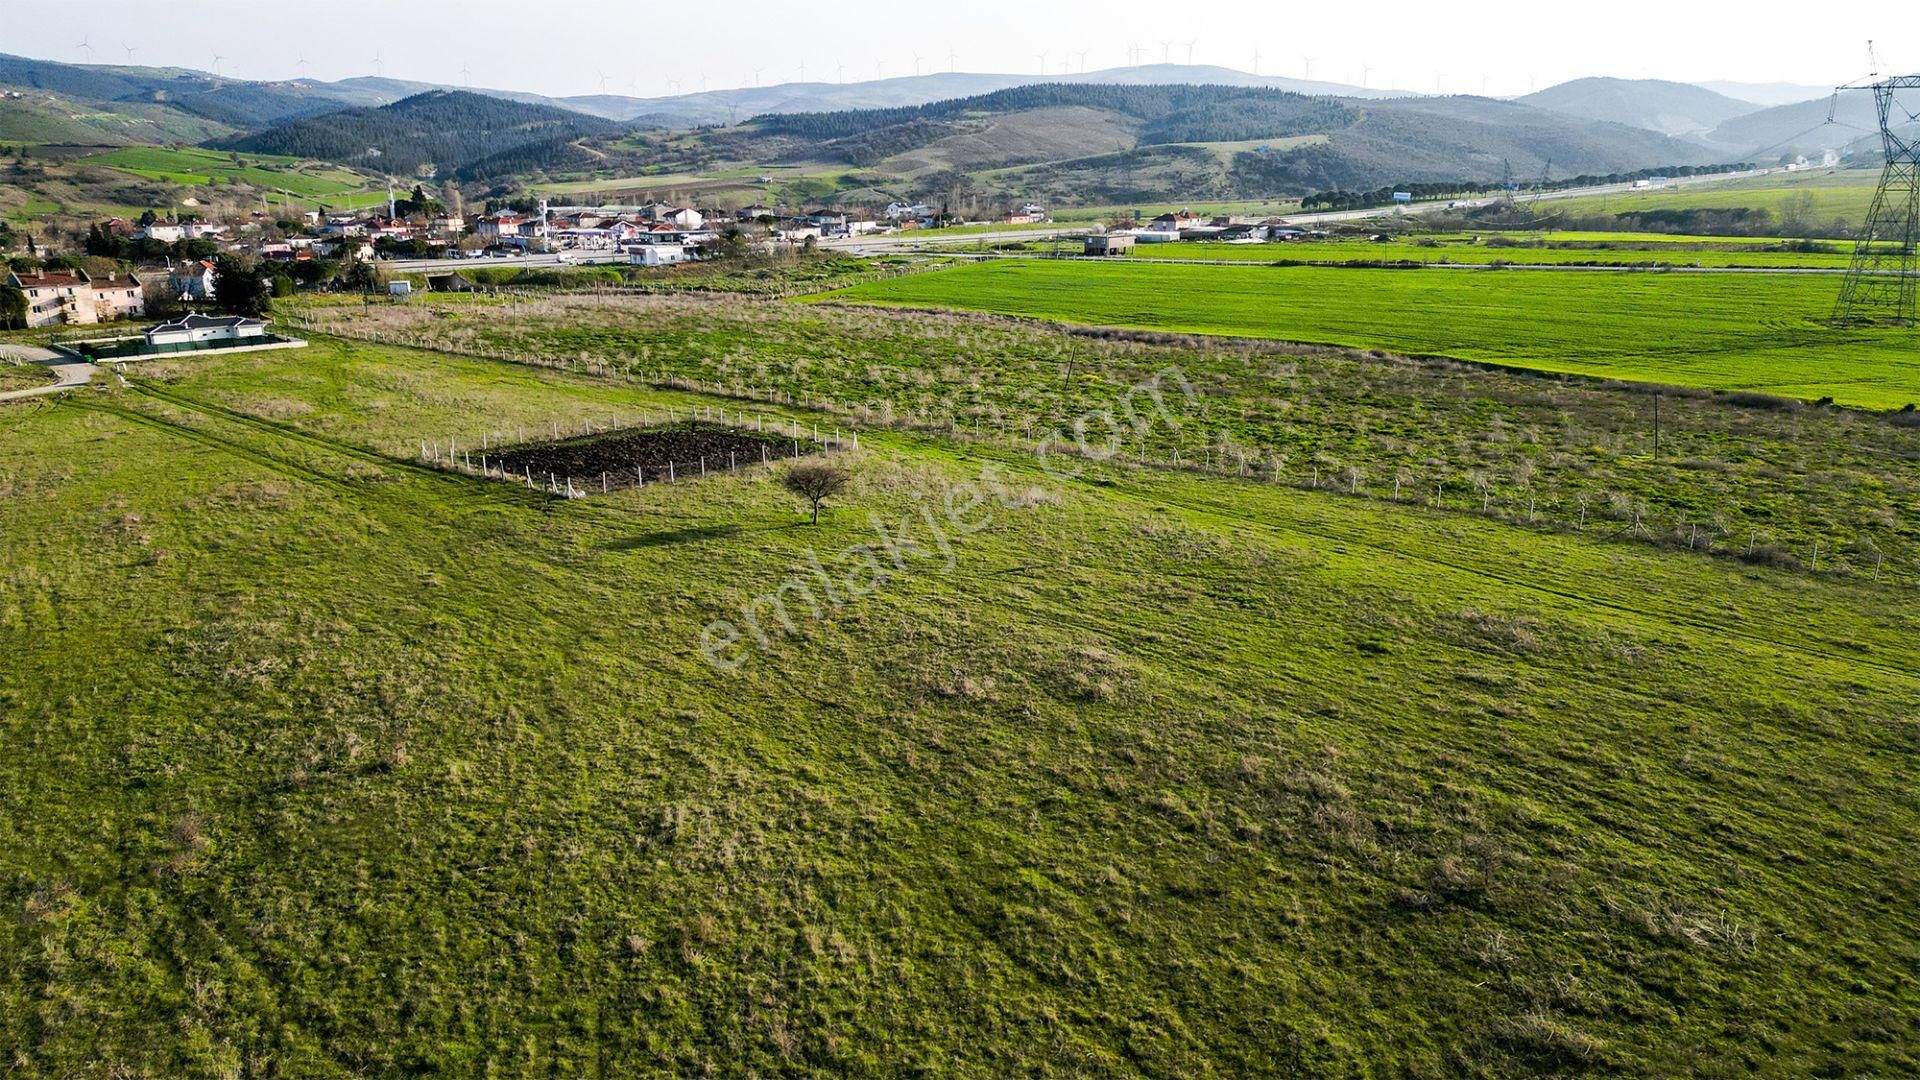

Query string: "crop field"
[[819, 259, 1920, 409], [290, 290, 1920, 583], [1539, 168, 1884, 226], [88, 146, 372, 199], [3, 323, 1917, 1074], [1006, 238, 1860, 269]]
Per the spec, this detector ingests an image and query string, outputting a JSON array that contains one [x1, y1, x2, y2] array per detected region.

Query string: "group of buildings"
[[1083, 211, 1330, 255], [5, 262, 227, 329]]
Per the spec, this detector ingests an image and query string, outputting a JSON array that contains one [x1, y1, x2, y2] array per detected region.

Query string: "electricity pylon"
[[1833, 75, 1920, 327]]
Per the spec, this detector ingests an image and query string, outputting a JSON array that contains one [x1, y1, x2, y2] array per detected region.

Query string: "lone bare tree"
[[783, 460, 851, 524]]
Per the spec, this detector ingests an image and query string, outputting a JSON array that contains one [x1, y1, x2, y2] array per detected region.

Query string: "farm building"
[[427, 273, 479, 293], [631, 245, 690, 267], [144, 314, 268, 348], [1083, 234, 1136, 257]]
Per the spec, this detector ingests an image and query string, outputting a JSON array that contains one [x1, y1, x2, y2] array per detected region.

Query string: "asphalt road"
[[378, 169, 1784, 270], [824, 168, 1781, 254], [0, 346, 95, 404]]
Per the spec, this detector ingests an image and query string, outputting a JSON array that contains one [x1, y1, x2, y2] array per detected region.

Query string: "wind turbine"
[[913, 53, 923, 77], [752, 67, 763, 87], [461, 64, 472, 88], [835, 63, 845, 84], [1361, 65, 1373, 88], [948, 47, 959, 73], [1302, 56, 1315, 80], [1160, 41, 1171, 64], [373, 54, 384, 78], [1184, 40, 1196, 65], [298, 52, 310, 79], [123, 43, 137, 65], [875, 61, 884, 80], [599, 71, 611, 93], [1037, 51, 1047, 76], [77, 35, 94, 64], [211, 53, 226, 77], [1077, 49, 1089, 74], [798, 61, 807, 82], [1251, 49, 1261, 76]]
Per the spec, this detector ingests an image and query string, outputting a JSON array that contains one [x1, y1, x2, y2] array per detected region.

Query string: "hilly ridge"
[[746, 83, 1718, 198], [216, 90, 619, 180], [1518, 77, 1758, 137]]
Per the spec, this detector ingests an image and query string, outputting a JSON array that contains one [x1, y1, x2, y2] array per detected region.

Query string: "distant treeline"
[[1298, 164, 1757, 211]]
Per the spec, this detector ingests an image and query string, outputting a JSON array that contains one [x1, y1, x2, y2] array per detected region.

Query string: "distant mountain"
[[1519, 78, 1758, 138], [1694, 81, 1834, 108], [216, 90, 619, 179], [1701, 92, 1886, 160], [615, 64, 1400, 128]]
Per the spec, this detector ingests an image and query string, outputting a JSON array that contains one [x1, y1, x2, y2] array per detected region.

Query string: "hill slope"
[[1519, 78, 1758, 137], [0, 88, 236, 146], [746, 84, 1716, 200], [217, 90, 619, 179], [1702, 92, 1889, 159]]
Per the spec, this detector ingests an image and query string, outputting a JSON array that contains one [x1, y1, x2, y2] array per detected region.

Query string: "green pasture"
[[820, 259, 1920, 409], [1, 330, 1915, 1074]]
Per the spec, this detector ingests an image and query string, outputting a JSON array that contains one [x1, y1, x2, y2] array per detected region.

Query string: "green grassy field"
[[0, 363, 56, 393], [1538, 169, 1883, 228], [88, 146, 372, 200], [2, 330, 1916, 1074], [295, 288, 1920, 579], [1009, 238, 1860, 269], [819, 259, 1920, 409]]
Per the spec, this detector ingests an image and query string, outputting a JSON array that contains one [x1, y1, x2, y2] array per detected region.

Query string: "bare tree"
[[783, 460, 851, 524]]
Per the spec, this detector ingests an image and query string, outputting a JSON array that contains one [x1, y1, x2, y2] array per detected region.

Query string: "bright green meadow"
[[820, 259, 1920, 409]]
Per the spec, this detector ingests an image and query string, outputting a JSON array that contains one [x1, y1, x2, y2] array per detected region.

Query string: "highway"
[[376, 168, 1781, 269], [825, 168, 1780, 254], [379, 252, 630, 273]]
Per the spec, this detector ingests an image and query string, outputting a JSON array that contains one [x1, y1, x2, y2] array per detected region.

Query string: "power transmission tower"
[[1833, 75, 1920, 327]]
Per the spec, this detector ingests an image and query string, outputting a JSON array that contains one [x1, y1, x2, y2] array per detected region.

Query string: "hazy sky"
[[5, 0, 1906, 99]]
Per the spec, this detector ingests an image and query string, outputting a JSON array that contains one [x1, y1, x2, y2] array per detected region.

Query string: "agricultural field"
[[1538, 168, 1884, 228], [2, 323, 1917, 1075], [86, 146, 374, 200], [819, 259, 1920, 409], [290, 289, 1920, 581], [1003, 237, 1860, 269]]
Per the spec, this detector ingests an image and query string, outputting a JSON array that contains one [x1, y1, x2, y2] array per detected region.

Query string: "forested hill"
[[753, 83, 1358, 144], [745, 81, 1713, 190], [215, 90, 618, 179]]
